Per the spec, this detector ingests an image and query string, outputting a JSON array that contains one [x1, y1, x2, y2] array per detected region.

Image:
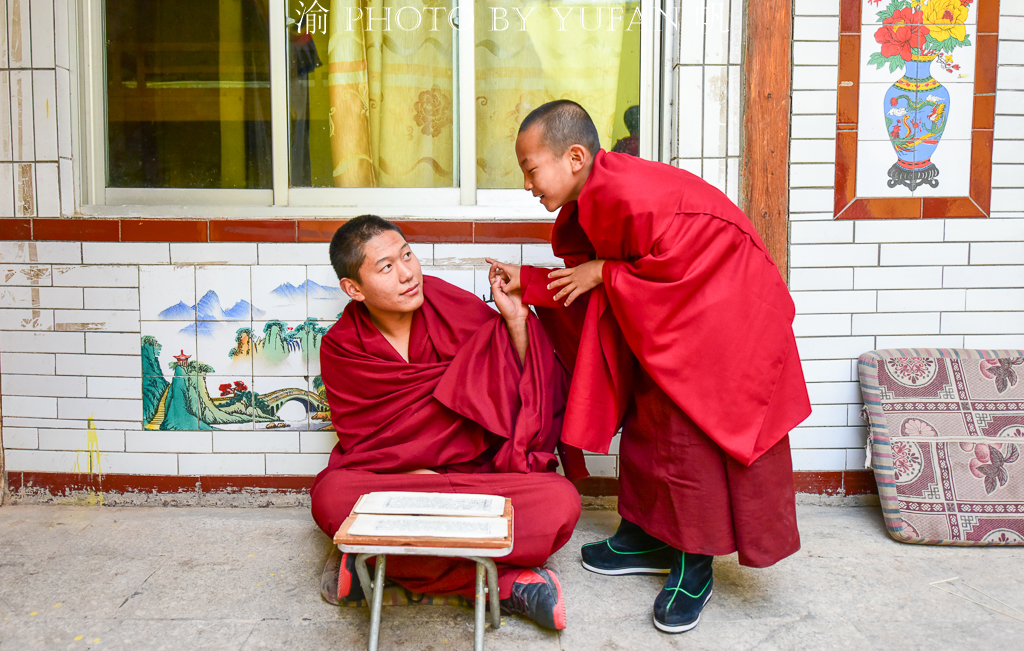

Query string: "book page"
[[347, 514, 508, 539], [353, 492, 505, 517]]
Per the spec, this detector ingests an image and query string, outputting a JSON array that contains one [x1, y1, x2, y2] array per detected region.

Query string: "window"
[[81, 0, 673, 212]]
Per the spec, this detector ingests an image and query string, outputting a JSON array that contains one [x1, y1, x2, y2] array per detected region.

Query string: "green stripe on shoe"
[[664, 556, 711, 610]]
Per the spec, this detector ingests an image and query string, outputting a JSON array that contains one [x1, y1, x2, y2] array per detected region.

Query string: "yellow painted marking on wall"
[[248, 554, 255, 557], [75, 636, 83, 641], [46, 99, 49, 118], [53, 603, 62, 608], [93, 639, 101, 643], [74, 417, 104, 476], [30, 611, 37, 616]]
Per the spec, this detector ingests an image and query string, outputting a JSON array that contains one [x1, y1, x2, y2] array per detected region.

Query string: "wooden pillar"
[[741, 0, 793, 282]]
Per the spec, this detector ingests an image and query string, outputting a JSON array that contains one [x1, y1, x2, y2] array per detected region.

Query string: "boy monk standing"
[[489, 100, 811, 633]]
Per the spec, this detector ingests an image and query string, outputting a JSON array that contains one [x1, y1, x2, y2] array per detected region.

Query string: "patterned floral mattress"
[[858, 348, 1024, 545]]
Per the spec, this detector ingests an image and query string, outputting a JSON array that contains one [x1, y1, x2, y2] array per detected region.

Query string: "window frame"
[[74, 0, 674, 218]]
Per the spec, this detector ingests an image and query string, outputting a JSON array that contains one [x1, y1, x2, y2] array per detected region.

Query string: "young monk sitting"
[[310, 215, 586, 631], [488, 101, 811, 633]]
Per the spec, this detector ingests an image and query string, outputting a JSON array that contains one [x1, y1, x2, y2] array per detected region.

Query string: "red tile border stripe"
[[4, 219, 555, 244], [33, 218, 120, 241], [121, 219, 208, 242], [7, 471, 878, 497], [0, 219, 32, 240]]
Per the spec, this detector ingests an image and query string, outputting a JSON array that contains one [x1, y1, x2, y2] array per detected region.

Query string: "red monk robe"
[[521, 149, 811, 568], [311, 275, 585, 598]]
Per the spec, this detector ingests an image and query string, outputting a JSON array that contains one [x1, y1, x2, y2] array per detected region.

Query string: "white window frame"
[[72, 0, 675, 219]]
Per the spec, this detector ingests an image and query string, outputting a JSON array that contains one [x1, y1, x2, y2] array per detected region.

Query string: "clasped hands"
[[487, 258, 604, 308]]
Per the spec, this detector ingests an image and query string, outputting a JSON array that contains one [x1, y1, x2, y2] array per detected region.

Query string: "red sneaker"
[[321, 549, 365, 605], [500, 566, 567, 630], [337, 552, 365, 602]]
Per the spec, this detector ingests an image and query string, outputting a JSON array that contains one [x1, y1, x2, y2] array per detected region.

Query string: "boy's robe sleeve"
[[521, 265, 563, 309]]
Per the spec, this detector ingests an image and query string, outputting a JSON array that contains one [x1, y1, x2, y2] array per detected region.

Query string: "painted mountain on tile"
[[157, 290, 266, 322], [269, 280, 345, 302]]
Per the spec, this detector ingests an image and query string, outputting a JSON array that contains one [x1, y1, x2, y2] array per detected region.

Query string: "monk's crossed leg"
[[311, 469, 581, 600]]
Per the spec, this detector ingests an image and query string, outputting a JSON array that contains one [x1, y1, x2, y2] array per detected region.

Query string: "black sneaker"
[[500, 566, 567, 630], [320, 548, 365, 605], [652, 551, 713, 634], [581, 517, 676, 576]]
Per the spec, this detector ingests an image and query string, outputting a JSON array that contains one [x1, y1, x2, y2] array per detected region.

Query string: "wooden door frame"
[[742, 0, 792, 283]]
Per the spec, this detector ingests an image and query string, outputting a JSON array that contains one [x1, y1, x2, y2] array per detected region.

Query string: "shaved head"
[[329, 215, 405, 282], [519, 100, 601, 157]]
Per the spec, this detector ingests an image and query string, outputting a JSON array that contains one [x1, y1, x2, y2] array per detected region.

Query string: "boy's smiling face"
[[515, 126, 591, 212]]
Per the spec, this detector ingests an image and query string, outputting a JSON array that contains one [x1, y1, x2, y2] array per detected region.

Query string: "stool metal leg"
[[483, 559, 500, 630], [474, 562, 486, 651], [354, 553, 374, 607], [467, 557, 501, 630], [362, 554, 386, 651]]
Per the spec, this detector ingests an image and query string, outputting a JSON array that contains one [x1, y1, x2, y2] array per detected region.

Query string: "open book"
[[346, 492, 508, 540], [347, 515, 508, 539], [353, 491, 505, 518]]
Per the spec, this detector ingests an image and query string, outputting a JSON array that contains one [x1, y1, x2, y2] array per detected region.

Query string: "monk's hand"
[[487, 259, 521, 293], [490, 274, 530, 323], [548, 260, 605, 307], [401, 469, 439, 475]]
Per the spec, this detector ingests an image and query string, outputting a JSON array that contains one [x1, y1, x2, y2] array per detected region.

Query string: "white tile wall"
[[126, 431, 211, 454], [784, 1, 1024, 472], [179, 453, 265, 476], [99, 452, 178, 476], [3, 426, 39, 448], [2, 0, 1022, 484], [38, 428, 123, 451], [266, 453, 331, 475]]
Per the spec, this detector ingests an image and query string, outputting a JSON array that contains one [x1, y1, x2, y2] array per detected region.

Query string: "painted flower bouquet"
[[868, 0, 972, 74], [865, 0, 973, 192]]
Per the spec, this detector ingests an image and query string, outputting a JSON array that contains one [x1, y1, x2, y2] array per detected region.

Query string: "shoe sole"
[[652, 589, 713, 634], [581, 560, 672, 576], [545, 568, 567, 630]]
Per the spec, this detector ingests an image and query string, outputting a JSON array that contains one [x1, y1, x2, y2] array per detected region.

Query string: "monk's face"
[[341, 230, 424, 314], [515, 126, 589, 212]]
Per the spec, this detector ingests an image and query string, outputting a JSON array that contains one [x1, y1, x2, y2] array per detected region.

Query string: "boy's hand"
[[487, 259, 521, 293], [547, 259, 605, 307], [490, 274, 530, 323]]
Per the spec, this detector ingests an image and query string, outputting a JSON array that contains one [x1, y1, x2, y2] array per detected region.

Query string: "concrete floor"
[[1, 503, 1023, 651]]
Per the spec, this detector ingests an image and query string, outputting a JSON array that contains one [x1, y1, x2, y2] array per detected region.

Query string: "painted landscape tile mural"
[[856, 0, 976, 197], [140, 265, 348, 432]]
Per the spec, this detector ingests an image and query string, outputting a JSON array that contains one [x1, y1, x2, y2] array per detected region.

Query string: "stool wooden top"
[[334, 498, 513, 552]]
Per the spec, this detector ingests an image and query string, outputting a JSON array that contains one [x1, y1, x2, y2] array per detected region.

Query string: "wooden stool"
[[334, 499, 514, 651]]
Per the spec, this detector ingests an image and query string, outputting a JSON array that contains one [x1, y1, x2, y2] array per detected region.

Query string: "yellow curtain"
[[327, 0, 635, 189], [328, 0, 455, 188], [475, 1, 636, 188]]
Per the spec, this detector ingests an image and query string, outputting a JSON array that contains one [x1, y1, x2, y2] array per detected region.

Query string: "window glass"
[[475, 0, 641, 189], [105, 0, 272, 189], [287, 0, 456, 188]]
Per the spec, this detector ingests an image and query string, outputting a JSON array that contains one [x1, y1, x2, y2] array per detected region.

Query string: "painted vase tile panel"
[[855, 0, 976, 198]]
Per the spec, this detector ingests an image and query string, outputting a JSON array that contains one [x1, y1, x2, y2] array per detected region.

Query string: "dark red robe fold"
[[316, 274, 585, 478], [521, 150, 809, 567], [311, 276, 585, 597]]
